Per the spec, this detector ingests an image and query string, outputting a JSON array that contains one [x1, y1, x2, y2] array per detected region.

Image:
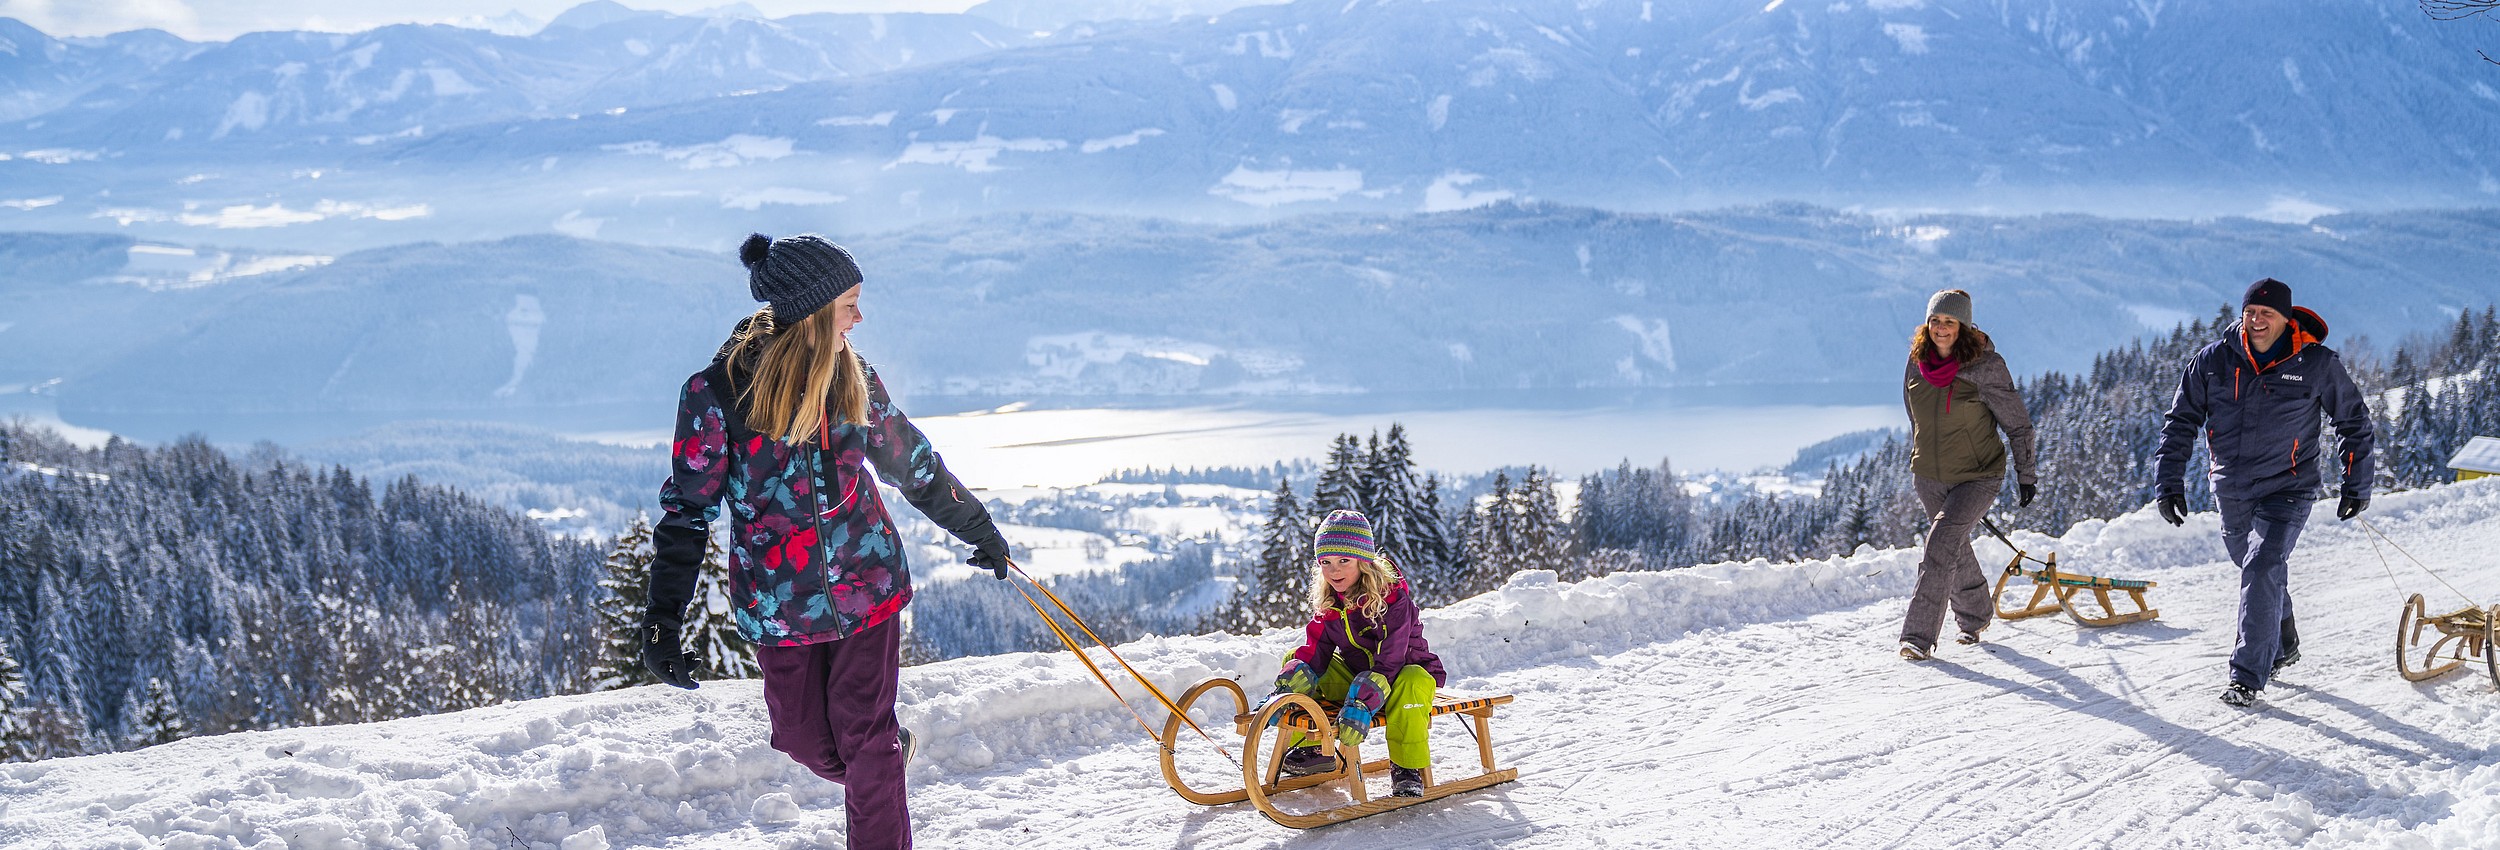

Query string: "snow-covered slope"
[[7, 482, 2500, 848]]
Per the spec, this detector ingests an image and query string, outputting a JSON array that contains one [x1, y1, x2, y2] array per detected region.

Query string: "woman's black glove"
[[2018, 483, 2037, 508], [641, 620, 701, 689], [967, 539, 1013, 580], [2336, 496, 2369, 521]]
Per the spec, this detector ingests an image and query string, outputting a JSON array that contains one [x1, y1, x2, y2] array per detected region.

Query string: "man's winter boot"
[[2220, 682, 2259, 707], [1280, 745, 1339, 777], [2273, 643, 2301, 674], [1390, 766, 1425, 798], [1899, 640, 1932, 661]]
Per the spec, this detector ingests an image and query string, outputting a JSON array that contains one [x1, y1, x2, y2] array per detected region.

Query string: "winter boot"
[[1390, 766, 1425, 798], [1280, 745, 1340, 777], [1899, 640, 1932, 661], [2220, 682, 2259, 708], [1955, 629, 1983, 646], [2273, 643, 2301, 674]]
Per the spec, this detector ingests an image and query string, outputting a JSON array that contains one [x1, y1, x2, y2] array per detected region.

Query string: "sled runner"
[[1982, 519, 2160, 628], [2394, 594, 2499, 687], [1156, 677, 1520, 829]]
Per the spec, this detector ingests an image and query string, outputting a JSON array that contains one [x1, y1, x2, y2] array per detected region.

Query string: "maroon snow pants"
[[756, 617, 910, 850]]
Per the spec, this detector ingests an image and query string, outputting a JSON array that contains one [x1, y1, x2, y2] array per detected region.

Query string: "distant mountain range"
[[10, 204, 2498, 442], [0, 0, 2495, 251]]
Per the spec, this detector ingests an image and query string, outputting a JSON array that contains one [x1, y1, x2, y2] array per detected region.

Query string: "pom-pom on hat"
[[1313, 509, 1379, 564], [740, 233, 862, 326]]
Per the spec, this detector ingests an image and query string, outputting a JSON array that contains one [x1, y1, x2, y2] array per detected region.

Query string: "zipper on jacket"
[[814, 410, 836, 605], [2291, 438, 2299, 474]]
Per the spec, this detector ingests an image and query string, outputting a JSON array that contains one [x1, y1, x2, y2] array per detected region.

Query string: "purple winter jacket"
[[1292, 579, 1446, 685]]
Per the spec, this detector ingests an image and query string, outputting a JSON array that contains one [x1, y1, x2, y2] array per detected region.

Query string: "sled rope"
[[2358, 517, 2480, 607], [1979, 518, 2053, 567], [1007, 563, 1238, 765]]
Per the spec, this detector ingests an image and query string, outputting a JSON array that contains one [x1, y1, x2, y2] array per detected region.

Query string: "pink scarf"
[[1917, 354, 1961, 388]]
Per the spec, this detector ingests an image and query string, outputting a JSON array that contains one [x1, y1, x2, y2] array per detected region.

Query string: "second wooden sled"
[[1156, 677, 1520, 829], [2395, 593, 2500, 688], [1983, 519, 2159, 627]]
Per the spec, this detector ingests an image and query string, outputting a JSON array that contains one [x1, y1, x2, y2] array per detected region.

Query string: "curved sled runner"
[[1156, 677, 1520, 829], [2395, 593, 2500, 688], [1983, 519, 2158, 627]]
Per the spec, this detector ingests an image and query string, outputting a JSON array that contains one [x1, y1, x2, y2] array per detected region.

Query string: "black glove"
[[2156, 494, 2187, 527], [2337, 495, 2368, 521], [966, 538, 1013, 580], [640, 621, 701, 689], [2018, 483, 2037, 508]]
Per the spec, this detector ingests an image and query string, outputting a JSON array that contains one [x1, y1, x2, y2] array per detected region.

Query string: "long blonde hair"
[[723, 306, 869, 443], [1309, 555, 1402, 620]]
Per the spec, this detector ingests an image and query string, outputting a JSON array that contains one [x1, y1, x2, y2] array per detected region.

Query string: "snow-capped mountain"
[[964, 0, 1289, 31], [0, 21, 202, 124], [0, 0, 2491, 251], [20, 204, 2500, 435]]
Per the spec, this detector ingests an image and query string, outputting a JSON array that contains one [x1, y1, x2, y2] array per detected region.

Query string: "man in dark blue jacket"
[[2154, 278, 2374, 708]]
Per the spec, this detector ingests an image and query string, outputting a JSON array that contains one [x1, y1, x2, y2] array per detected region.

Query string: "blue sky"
[[0, 0, 981, 40]]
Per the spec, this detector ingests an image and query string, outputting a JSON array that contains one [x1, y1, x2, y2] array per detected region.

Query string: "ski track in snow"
[[6, 485, 2500, 848]]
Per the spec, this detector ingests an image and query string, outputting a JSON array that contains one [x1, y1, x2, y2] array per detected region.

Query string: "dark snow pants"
[[2219, 491, 2308, 691], [757, 617, 910, 850], [1902, 476, 1999, 652]]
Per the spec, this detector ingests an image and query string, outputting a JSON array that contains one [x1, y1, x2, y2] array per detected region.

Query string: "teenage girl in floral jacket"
[[643, 233, 1013, 850], [1266, 509, 1445, 797]]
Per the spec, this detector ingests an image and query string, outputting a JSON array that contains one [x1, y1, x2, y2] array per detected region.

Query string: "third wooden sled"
[[1156, 677, 1519, 829], [1983, 519, 2160, 628], [2395, 593, 2500, 688]]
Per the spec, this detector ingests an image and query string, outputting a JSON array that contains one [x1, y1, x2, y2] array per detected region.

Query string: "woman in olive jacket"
[[1898, 289, 2038, 660]]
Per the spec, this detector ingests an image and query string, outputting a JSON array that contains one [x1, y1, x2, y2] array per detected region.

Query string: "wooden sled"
[[1156, 677, 1520, 829], [1982, 520, 2158, 628], [2395, 593, 2500, 688]]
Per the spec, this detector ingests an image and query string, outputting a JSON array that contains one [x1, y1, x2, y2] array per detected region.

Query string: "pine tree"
[[124, 677, 186, 750], [1309, 434, 1369, 525], [0, 633, 29, 762], [1365, 425, 1422, 570], [684, 533, 759, 680], [594, 515, 658, 690], [1238, 478, 1312, 632], [1515, 467, 1566, 574], [1462, 473, 1518, 598]]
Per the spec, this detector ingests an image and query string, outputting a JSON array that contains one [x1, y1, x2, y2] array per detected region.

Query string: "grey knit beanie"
[[1926, 289, 1973, 328], [739, 233, 861, 326]]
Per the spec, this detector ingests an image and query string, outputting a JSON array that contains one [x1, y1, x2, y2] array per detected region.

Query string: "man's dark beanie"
[[2243, 278, 2295, 318], [740, 233, 861, 326]]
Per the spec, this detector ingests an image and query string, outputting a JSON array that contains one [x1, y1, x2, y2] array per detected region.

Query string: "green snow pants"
[[1281, 655, 1438, 769]]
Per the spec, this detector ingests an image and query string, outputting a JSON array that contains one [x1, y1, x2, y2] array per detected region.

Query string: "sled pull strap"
[[1979, 518, 2051, 567], [1009, 563, 1236, 763]]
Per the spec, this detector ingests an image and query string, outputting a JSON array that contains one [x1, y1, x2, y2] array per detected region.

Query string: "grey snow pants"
[[1901, 476, 2000, 652]]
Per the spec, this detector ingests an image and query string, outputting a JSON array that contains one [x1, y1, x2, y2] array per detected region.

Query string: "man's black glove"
[[2156, 494, 2187, 527], [967, 538, 1013, 580], [641, 620, 701, 689], [2018, 483, 2037, 508], [2337, 495, 2369, 521]]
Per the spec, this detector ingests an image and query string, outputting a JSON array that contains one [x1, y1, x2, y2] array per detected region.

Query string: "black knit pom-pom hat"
[[740, 233, 862, 326]]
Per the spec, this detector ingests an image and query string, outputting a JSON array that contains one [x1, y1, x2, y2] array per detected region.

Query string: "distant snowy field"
[[7, 482, 2499, 849]]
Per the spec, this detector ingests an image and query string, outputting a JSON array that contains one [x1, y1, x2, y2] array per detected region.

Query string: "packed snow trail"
[[5, 483, 2499, 848]]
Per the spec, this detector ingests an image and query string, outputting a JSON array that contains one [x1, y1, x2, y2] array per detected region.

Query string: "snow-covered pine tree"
[[1462, 473, 1518, 598], [1238, 478, 1312, 632], [595, 515, 657, 690], [123, 676, 186, 750], [0, 632, 29, 762], [1365, 425, 1422, 576], [1308, 434, 1369, 525], [1515, 467, 1566, 575], [683, 532, 759, 680]]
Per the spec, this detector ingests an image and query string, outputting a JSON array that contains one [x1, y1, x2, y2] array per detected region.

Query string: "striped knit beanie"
[[1313, 509, 1379, 564], [739, 233, 862, 326]]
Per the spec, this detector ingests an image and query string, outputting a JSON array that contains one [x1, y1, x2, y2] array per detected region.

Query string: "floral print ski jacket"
[[651, 352, 1005, 647]]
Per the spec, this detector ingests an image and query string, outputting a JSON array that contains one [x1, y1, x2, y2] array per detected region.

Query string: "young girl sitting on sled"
[[1267, 509, 1446, 797]]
